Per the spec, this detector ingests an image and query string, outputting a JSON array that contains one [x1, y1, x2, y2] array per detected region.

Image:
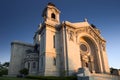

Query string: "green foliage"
[[0, 62, 9, 76], [26, 75, 77, 80], [0, 68, 8, 76], [2, 62, 9, 67], [0, 77, 36, 80], [19, 68, 28, 75], [0, 76, 77, 80], [0, 72, 2, 76]]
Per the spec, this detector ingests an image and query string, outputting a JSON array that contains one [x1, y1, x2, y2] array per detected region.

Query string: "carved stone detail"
[[67, 28, 75, 41], [87, 27, 95, 37], [69, 31, 74, 41], [81, 54, 89, 67], [76, 27, 87, 35], [102, 42, 106, 51], [81, 54, 95, 73], [76, 27, 100, 44]]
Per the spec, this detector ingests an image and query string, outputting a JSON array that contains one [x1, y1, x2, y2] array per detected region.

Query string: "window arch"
[[51, 13, 56, 19], [53, 57, 56, 66], [41, 57, 43, 67], [28, 62, 30, 69], [32, 62, 36, 68]]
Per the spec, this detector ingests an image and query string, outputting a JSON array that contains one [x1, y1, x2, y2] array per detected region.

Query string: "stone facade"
[[8, 41, 34, 76], [9, 3, 110, 76]]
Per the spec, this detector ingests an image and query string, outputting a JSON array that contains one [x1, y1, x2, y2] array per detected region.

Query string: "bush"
[[26, 76, 77, 80], [0, 72, 2, 76], [19, 68, 28, 76], [0, 68, 8, 76]]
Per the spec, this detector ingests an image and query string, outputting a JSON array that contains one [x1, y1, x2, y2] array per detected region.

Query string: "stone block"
[[77, 67, 91, 77]]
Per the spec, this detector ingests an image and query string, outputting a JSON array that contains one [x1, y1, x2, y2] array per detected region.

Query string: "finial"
[[84, 18, 88, 22]]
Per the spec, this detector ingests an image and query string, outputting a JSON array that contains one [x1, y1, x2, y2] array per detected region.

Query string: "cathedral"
[[8, 3, 110, 77]]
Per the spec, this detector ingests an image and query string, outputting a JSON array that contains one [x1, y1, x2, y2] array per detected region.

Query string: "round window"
[[80, 43, 87, 52]]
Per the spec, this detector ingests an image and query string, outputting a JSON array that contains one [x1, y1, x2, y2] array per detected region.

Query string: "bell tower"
[[39, 2, 61, 76], [42, 2, 60, 25]]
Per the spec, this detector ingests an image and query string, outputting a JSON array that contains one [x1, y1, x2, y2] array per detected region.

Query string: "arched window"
[[51, 13, 56, 19], [33, 62, 36, 68], [53, 35, 55, 48], [53, 57, 56, 66], [41, 57, 43, 67], [28, 62, 30, 70]]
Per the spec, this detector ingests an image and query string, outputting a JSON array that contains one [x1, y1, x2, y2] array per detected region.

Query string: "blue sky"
[[0, 0, 120, 69]]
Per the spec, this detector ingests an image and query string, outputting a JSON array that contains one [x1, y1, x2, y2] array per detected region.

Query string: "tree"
[[0, 62, 9, 76], [2, 62, 9, 67], [0, 68, 8, 76]]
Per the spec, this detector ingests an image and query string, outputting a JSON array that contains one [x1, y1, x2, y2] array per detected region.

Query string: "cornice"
[[11, 40, 34, 47], [62, 21, 106, 42]]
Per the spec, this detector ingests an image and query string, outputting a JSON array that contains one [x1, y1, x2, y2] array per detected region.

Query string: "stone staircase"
[[90, 73, 120, 80], [77, 68, 120, 80]]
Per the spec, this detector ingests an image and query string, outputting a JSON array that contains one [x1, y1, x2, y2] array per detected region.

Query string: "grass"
[[26, 76, 77, 80], [0, 76, 77, 80], [0, 77, 37, 80]]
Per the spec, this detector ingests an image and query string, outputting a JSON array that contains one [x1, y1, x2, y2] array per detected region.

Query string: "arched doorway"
[[79, 36, 100, 73]]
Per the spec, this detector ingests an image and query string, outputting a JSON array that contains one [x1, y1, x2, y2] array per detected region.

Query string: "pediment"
[[66, 25, 105, 44], [76, 26, 104, 42]]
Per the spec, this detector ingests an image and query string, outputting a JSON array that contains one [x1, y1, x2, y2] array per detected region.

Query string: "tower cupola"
[[42, 2, 60, 24]]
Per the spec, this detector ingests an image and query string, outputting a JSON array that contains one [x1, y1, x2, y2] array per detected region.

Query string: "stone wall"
[[8, 41, 34, 76]]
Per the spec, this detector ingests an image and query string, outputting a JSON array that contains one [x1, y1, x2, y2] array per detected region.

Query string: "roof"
[[71, 22, 90, 27], [11, 40, 34, 47], [64, 21, 90, 28]]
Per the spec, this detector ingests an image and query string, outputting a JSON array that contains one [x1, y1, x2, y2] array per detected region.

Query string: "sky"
[[0, 0, 120, 69]]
